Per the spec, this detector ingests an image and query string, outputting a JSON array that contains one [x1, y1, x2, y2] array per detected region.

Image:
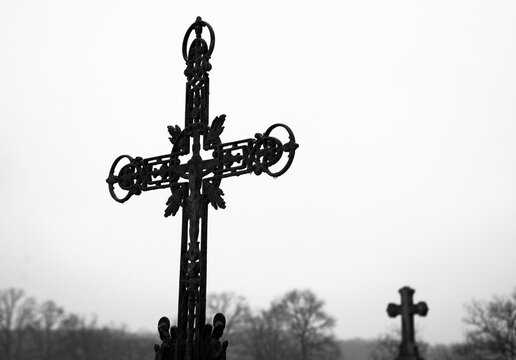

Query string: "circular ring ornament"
[[107, 155, 141, 203], [254, 124, 298, 177], [182, 17, 215, 62]]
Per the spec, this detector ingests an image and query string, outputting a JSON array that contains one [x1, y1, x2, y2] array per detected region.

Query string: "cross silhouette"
[[106, 17, 298, 360], [387, 286, 429, 360]]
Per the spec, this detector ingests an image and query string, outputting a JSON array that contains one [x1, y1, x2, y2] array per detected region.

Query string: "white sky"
[[1, 0, 515, 344]]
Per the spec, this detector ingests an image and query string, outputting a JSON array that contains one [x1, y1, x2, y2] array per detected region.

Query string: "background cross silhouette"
[[387, 286, 429, 360]]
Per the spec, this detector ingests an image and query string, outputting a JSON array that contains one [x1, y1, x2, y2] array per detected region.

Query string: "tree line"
[[0, 287, 339, 360], [2, 286, 516, 360], [0, 288, 153, 360]]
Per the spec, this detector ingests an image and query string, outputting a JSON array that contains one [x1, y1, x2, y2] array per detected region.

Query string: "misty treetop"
[[0, 287, 152, 360], [206, 289, 340, 360]]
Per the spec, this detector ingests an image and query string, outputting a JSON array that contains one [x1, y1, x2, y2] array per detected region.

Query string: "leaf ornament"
[[164, 185, 187, 217], [208, 115, 226, 144], [167, 125, 182, 145], [203, 181, 226, 210]]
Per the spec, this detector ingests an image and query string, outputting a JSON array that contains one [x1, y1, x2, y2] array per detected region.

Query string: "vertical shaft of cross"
[[177, 204, 188, 359], [176, 180, 207, 360], [177, 16, 213, 360], [400, 288, 415, 347]]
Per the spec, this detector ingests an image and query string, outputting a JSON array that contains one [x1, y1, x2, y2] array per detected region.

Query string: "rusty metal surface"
[[106, 17, 298, 360]]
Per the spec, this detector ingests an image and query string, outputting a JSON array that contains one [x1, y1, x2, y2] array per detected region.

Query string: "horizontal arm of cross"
[[387, 303, 401, 318], [206, 123, 298, 179], [413, 302, 429, 316], [106, 123, 298, 203], [386, 301, 428, 318], [106, 151, 188, 203], [205, 138, 258, 179]]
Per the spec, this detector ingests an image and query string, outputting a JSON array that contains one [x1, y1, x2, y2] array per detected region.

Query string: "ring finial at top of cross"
[[183, 16, 215, 61]]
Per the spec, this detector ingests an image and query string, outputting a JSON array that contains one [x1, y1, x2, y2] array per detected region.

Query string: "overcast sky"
[[1, 0, 515, 344]]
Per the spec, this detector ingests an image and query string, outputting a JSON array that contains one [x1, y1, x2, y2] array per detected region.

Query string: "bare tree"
[[206, 292, 252, 359], [242, 306, 292, 360], [207, 292, 250, 338], [463, 290, 516, 360], [14, 296, 38, 360], [34, 300, 64, 360], [0, 288, 39, 360], [58, 312, 99, 360], [0, 288, 23, 359], [272, 289, 339, 360]]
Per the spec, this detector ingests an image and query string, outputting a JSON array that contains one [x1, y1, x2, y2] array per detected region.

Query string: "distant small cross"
[[387, 286, 428, 360]]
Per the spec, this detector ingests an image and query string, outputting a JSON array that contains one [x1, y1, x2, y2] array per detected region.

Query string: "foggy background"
[[1, 0, 515, 345]]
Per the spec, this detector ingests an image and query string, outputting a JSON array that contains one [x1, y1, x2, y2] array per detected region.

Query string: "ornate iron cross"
[[387, 286, 429, 360], [106, 17, 298, 360]]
